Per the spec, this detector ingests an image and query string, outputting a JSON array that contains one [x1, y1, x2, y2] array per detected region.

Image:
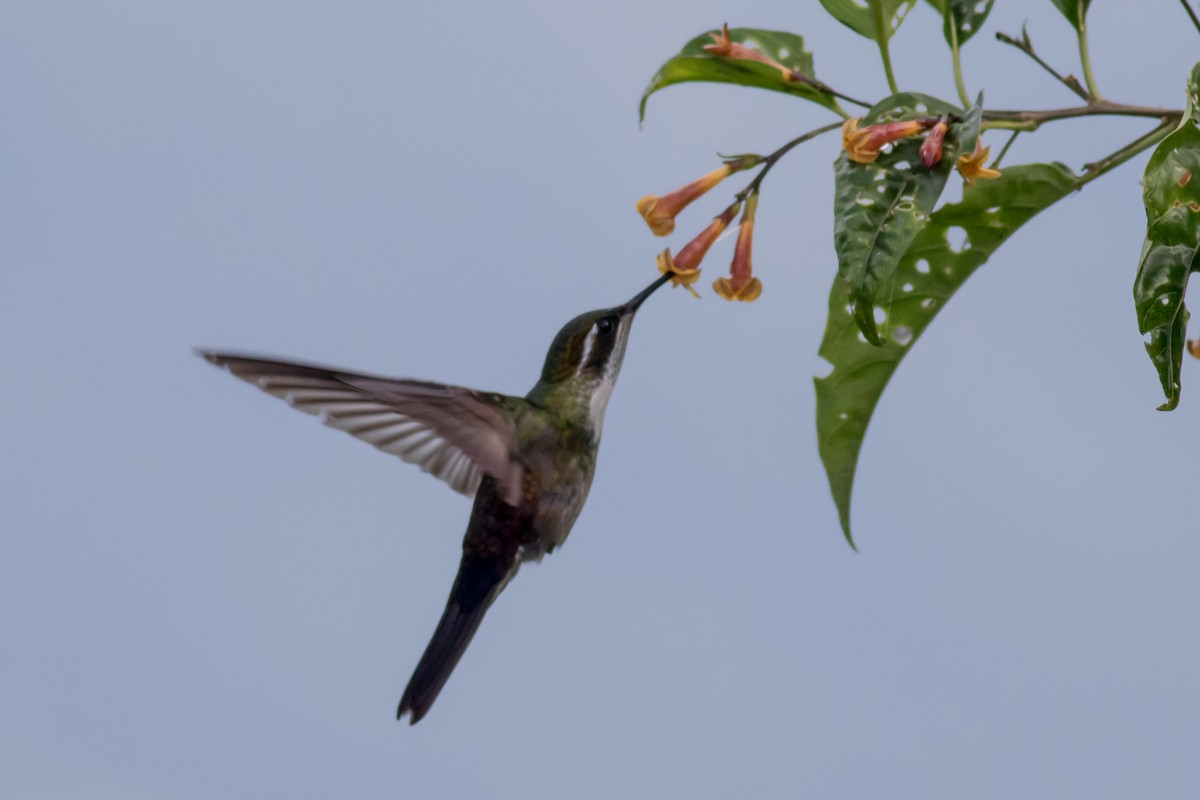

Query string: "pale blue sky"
[[3, 2, 1198, 798]]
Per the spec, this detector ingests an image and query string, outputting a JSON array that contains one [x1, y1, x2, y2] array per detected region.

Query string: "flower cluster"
[[635, 47, 1004, 304], [841, 116, 1003, 186], [842, 117, 936, 164], [637, 155, 764, 301]]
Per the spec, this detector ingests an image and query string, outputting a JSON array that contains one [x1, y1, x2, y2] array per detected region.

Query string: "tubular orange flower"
[[842, 117, 934, 164], [636, 156, 760, 236], [955, 140, 1002, 186], [703, 22, 794, 81], [636, 165, 732, 236], [655, 251, 701, 298], [656, 202, 740, 298], [1188, 338, 1200, 359], [713, 194, 762, 302], [919, 120, 949, 169]]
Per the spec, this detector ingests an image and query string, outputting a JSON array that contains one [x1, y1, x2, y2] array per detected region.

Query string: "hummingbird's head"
[[532, 272, 671, 429]]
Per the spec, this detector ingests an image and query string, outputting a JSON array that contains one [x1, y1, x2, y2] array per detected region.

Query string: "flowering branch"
[[637, 9, 1200, 545]]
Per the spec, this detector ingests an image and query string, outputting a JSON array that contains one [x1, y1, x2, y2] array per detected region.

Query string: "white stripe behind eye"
[[578, 328, 597, 374]]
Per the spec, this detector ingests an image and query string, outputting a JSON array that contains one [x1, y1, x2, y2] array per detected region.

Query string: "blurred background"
[[2, 2, 1197, 798]]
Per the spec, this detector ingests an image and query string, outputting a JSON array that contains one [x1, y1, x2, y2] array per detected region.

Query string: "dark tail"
[[397, 553, 513, 724]]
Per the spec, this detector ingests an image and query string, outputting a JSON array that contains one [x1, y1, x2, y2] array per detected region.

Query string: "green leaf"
[[1133, 63, 1200, 411], [1049, 0, 1091, 29], [833, 93, 979, 345], [639, 27, 842, 122], [817, 163, 1079, 547], [925, 0, 995, 46], [819, 0, 918, 41]]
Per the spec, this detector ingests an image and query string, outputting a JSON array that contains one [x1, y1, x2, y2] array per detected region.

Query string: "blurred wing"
[[200, 351, 525, 505]]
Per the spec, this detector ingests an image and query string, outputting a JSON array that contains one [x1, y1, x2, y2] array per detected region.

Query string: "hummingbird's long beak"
[[623, 272, 673, 313]]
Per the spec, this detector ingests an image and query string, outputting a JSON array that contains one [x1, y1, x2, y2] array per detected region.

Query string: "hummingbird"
[[199, 272, 671, 724]]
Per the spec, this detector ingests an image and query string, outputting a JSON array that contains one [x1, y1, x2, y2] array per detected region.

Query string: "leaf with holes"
[[819, 0, 918, 41], [834, 93, 980, 345], [817, 163, 1078, 547], [925, 0, 995, 46], [1133, 63, 1200, 411], [639, 27, 842, 122], [1049, 0, 1091, 29]]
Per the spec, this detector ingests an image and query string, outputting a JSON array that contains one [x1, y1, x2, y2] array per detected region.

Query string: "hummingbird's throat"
[[587, 373, 618, 433]]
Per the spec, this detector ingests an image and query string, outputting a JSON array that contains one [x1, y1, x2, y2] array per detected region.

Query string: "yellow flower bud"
[[955, 140, 1002, 186]]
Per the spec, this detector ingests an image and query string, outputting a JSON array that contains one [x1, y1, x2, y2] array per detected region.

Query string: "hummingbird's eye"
[[596, 317, 617, 335]]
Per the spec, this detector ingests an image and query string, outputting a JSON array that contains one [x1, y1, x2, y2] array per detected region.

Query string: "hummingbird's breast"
[[516, 413, 598, 560]]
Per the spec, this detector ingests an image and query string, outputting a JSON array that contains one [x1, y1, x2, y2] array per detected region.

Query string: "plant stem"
[[983, 101, 1181, 131], [1075, 120, 1175, 188], [994, 29, 1089, 101], [873, 3, 899, 94], [735, 121, 844, 201], [991, 131, 1020, 168], [1180, 0, 1200, 36], [947, 11, 970, 108], [877, 38, 899, 94], [788, 73, 872, 111], [1075, 3, 1102, 101]]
